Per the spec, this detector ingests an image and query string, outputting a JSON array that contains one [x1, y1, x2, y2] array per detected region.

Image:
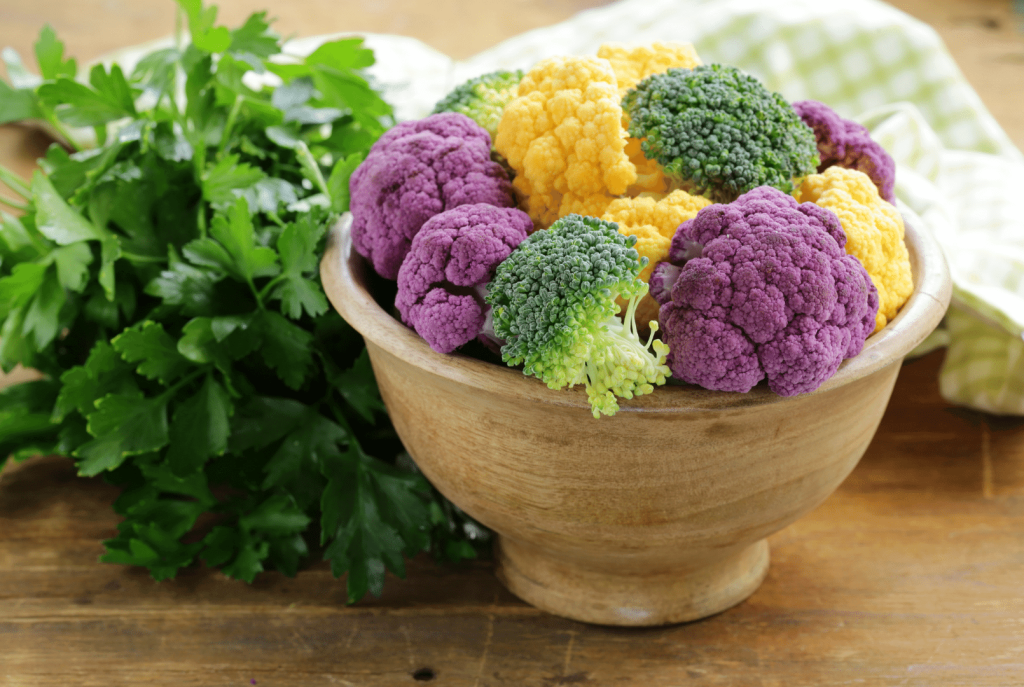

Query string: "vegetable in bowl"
[[349, 112, 517, 280], [621, 64, 820, 202], [649, 186, 879, 395], [349, 42, 914, 416], [486, 214, 670, 418], [395, 203, 532, 354], [431, 69, 524, 142]]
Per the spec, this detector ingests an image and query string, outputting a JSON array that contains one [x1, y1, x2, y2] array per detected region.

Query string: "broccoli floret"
[[432, 70, 523, 141], [622, 64, 819, 203], [486, 214, 670, 418]]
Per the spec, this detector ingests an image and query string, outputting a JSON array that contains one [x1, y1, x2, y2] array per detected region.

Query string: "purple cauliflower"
[[396, 203, 532, 354], [793, 100, 896, 204], [650, 186, 879, 396], [349, 112, 517, 279]]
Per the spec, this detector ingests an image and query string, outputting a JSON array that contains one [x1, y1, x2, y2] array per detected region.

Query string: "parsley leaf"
[[32, 170, 108, 244], [34, 25, 77, 80], [145, 260, 221, 316], [0, 80, 42, 125], [53, 340, 137, 422], [51, 242, 92, 292], [333, 350, 387, 423], [112, 321, 191, 384], [327, 152, 364, 214], [271, 216, 328, 319], [22, 269, 64, 348], [76, 391, 171, 476], [130, 48, 180, 98], [37, 64, 137, 127], [176, 0, 232, 54], [228, 12, 278, 64], [207, 198, 279, 280], [255, 310, 314, 389], [321, 447, 430, 602], [0, 262, 48, 319], [166, 373, 232, 476], [201, 155, 266, 208]]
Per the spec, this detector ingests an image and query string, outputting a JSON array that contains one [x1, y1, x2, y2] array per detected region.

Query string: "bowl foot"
[[495, 537, 770, 626]]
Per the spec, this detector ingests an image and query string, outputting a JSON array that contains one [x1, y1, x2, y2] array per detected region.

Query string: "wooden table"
[[2, 1, 1024, 685]]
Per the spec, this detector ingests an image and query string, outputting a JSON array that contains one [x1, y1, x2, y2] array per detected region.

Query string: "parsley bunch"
[[0, 1, 487, 601]]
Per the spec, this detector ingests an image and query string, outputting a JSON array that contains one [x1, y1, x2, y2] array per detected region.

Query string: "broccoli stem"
[[576, 288, 670, 418]]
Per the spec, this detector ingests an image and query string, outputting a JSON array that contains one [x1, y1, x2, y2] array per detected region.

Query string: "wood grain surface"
[[1, 0, 1024, 684]]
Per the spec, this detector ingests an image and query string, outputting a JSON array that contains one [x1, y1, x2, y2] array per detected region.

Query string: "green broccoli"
[[486, 214, 670, 418], [622, 64, 819, 203], [431, 69, 523, 141]]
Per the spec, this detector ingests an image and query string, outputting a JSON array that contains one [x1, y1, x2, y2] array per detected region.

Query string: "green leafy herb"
[[0, 3, 489, 602]]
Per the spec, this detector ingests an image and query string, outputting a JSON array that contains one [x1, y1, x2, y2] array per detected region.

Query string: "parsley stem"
[[326, 397, 361, 452], [43, 112, 81, 153], [0, 164, 31, 199], [257, 274, 286, 302], [157, 367, 208, 404], [0, 195, 28, 212], [245, 275, 265, 310], [267, 210, 286, 228], [193, 141, 208, 239], [119, 251, 165, 263], [196, 201, 207, 239], [219, 95, 243, 155], [162, 87, 183, 125]]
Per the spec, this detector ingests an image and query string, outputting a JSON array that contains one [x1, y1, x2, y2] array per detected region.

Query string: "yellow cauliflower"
[[625, 137, 669, 195], [494, 56, 636, 227], [602, 190, 713, 328], [597, 41, 702, 95], [796, 166, 913, 333]]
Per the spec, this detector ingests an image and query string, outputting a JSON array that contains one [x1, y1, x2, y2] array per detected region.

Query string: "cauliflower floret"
[[624, 138, 669, 195], [651, 187, 879, 396], [349, 113, 516, 279], [602, 190, 713, 281], [494, 56, 636, 227], [396, 204, 532, 354], [793, 100, 897, 204], [597, 41, 702, 95], [602, 190, 713, 330], [796, 166, 913, 333]]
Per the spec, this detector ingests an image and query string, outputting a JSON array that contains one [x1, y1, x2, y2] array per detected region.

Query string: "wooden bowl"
[[321, 214, 951, 626]]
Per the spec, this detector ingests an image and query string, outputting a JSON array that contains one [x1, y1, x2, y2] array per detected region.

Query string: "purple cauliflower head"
[[396, 203, 533, 354], [651, 186, 879, 396], [793, 100, 896, 204], [349, 112, 517, 279]]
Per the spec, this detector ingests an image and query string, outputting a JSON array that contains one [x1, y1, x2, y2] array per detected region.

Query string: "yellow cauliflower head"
[[602, 190, 713, 329], [625, 137, 669, 195], [494, 55, 637, 227], [602, 190, 713, 280], [796, 166, 913, 333], [597, 41, 703, 96]]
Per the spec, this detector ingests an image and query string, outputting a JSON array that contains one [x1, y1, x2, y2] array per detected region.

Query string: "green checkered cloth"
[[358, 0, 1024, 413]]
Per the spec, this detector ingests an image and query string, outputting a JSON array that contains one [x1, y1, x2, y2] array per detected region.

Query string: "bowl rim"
[[320, 211, 953, 413]]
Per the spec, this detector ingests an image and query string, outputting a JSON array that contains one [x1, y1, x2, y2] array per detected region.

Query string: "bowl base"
[[495, 537, 770, 626]]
